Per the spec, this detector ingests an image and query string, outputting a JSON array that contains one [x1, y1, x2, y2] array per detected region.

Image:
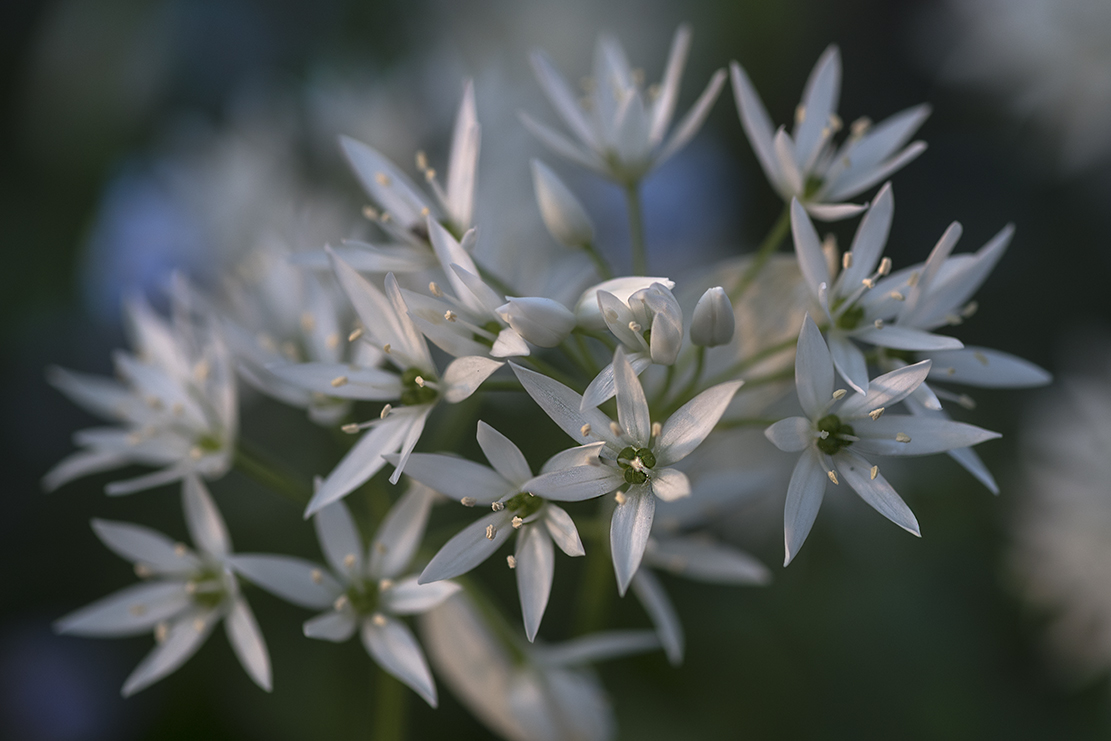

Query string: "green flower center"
[[815, 414, 855, 455], [399, 367, 438, 406], [188, 568, 228, 610], [345, 580, 379, 615], [617, 446, 656, 485], [803, 175, 824, 199], [836, 304, 865, 331], [505, 491, 545, 518], [474, 320, 504, 349]]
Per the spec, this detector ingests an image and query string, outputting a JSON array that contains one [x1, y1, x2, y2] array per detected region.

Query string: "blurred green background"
[[3, 0, 1111, 738]]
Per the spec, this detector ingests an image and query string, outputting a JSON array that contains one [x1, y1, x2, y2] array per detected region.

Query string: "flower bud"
[[575, 276, 674, 330], [690, 287, 735, 347], [531, 160, 595, 248], [496, 297, 576, 348], [631, 284, 683, 365]]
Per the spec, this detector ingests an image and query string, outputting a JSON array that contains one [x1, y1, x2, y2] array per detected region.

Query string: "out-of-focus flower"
[[56, 476, 270, 696], [514, 349, 742, 593], [44, 285, 237, 495], [421, 591, 659, 741], [531, 159, 596, 249], [522, 25, 726, 184], [731, 46, 929, 220], [764, 316, 999, 564], [392, 422, 585, 641], [689, 286, 735, 347], [231, 484, 455, 706]]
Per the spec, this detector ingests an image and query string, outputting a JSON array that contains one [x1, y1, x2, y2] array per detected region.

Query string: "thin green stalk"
[[479, 378, 524, 392], [372, 666, 407, 741], [624, 182, 648, 275], [574, 498, 616, 635], [730, 204, 791, 301], [714, 417, 781, 431], [234, 444, 310, 505], [574, 332, 601, 375], [669, 346, 705, 409], [521, 354, 582, 391], [582, 241, 614, 280]]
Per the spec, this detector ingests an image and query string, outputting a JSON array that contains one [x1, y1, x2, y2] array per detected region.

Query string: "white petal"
[[90, 519, 199, 574], [630, 570, 683, 665], [580, 352, 650, 410], [121, 609, 215, 697], [645, 536, 771, 585], [532, 630, 660, 667], [764, 416, 813, 453], [852, 325, 963, 352], [381, 576, 461, 615], [648, 24, 691, 143], [574, 277, 674, 331], [267, 362, 401, 401], [651, 468, 691, 502], [340, 136, 430, 227], [525, 463, 624, 502], [369, 483, 438, 579], [730, 61, 784, 190], [804, 201, 868, 221], [361, 615, 438, 707], [543, 504, 585, 557], [654, 68, 727, 165], [387, 406, 434, 485], [835, 450, 920, 536], [539, 441, 608, 474], [613, 349, 651, 445], [656, 380, 743, 466], [597, 290, 642, 349], [229, 555, 340, 609], [689, 287, 735, 348], [46, 366, 136, 421], [948, 445, 999, 495], [418, 511, 513, 583], [305, 415, 413, 516], [516, 524, 555, 642], [55, 582, 190, 637], [924, 347, 1051, 388], [497, 297, 576, 349], [105, 465, 189, 497], [511, 363, 621, 447], [303, 242, 435, 273], [531, 159, 595, 248], [382, 273, 436, 371], [182, 475, 230, 557], [518, 112, 604, 173], [445, 80, 479, 230], [840, 182, 894, 288], [442, 356, 504, 403], [825, 104, 931, 200], [489, 327, 531, 358], [784, 447, 827, 566], [854, 415, 1000, 456], [529, 50, 597, 147], [795, 315, 835, 418], [389, 452, 512, 503], [477, 421, 533, 485], [427, 221, 481, 309], [828, 333, 869, 395], [313, 499, 365, 579], [839, 360, 932, 418], [773, 128, 804, 195], [826, 140, 928, 203], [225, 597, 271, 691], [42, 449, 129, 493], [793, 45, 841, 169], [303, 608, 358, 642], [610, 487, 655, 595]]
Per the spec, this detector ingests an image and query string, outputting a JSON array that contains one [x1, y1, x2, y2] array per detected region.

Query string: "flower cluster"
[[46, 26, 1048, 740]]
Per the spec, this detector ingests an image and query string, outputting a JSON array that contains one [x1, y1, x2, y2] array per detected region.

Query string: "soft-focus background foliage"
[[4, 0, 1111, 738]]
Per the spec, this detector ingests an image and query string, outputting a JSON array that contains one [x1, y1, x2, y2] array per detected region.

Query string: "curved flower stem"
[[624, 182, 648, 275], [667, 346, 705, 409], [574, 498, 616, 635], [729, 203, 791, 302], [234, 443, 310, 505], [372, 666, 408, 741], [582, 241, 615, 281]]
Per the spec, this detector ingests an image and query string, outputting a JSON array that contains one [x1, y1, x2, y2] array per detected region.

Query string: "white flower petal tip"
[[531, 159, 595, 248]]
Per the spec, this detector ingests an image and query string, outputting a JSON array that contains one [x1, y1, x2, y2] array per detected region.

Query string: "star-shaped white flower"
[[764, 315, 1001, 565], [56, 476, 270, 696], [390, 421, 586, 642], [231, 484, 455, 706], [522, 25, 726, 184], [512, 348, 743, 594], [44, 287, 237, 495], [731, 45, 930, 220]]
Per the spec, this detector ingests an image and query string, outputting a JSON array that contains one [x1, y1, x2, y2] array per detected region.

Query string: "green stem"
[[479, 378, 524, 392], [234, 444, 310, 505], [730, 204, 791, 302], [714, 417, 781, 430], [372, 666, 407, 741], [670, 346, 705, 408], [574, 332, 601, 375], [521, 354, 582, 391], [624, 182, 648, 275], [574, 498, 616, 635], [582, 241, 614, 280]]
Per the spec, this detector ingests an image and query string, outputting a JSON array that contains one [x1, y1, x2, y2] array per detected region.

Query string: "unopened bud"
[[531, 159, 595, 248], [496, 297, 575, 348], [690, 287, 735, 347]]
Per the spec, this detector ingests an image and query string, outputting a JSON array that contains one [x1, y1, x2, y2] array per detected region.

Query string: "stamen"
[[414, 376, 425, 387], [962, 301, 979, 318], [870, 465, 879, 480], [193, 360, 210, 382], [795, 105, 806, 125], [842, 251, 853, 270], [819, 430, 830, 439], [174, 543, 188, 557], [873, 319, 884, 329], [383, 343, 391, 354], [628, 321, 642, 333], [580, 423, 592, 437], [331, 376, 348, 388], [651, 422, 662, 439], [511, 516, 524, 529], [460, 497, 477, 507], [506, 555, 517, 569], [189, 446, 203, 461], [827, 469, 839, 485], [334, 595, 349, 611], [492, 501, 505, 512], [379, 579, 393, 591], [832, 389, 847, 400], [444, 310, 457, 322], [193, 618, 206, 632], [889, 291, 905, 301], [311, 569, 323, 584], [878, 257, 892, 276], [171, 402, 184, 416], [420, 206, 430, 217], [348, 327, 363, 342], [868, 407, 885, 421], [907, 272, 920, 287], [429, 282, 443, 297], [415, 151, 428, 171], [862, 278, 876, 289], [610, 421, 623, 437], [974, 351, 989, 366], [155, 622, 169, 643], [850, 117, 872, 137], [424, 168, 436, 182], [485, 524, 497, 540], [342, 423, 361, 434], [380, 404, 392, 419], [958, 394, 976, 410], [829, 112, 843, 132], [134, 564, 152, 578], [375, 543, 388, 554], [375, 172, 391, 186], [380, 212, 392, 223], [343, 554, 357, 568], [326, 333, 340, 350], [614, 491, 627, 505], [372, 613, 387, 627], [362, 206, 379, 220], [895, 432, 911, 443]]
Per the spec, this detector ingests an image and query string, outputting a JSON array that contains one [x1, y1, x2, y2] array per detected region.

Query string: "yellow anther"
[[842, 251, 853, 270], [380, 404, 392, 419], [506, 555, 517, 569], [375, 172, 391, 186], [155, 623, 169, 643], [878, 257, 892, 276], [326, 333, 340, 350], [444, 310, 457, 322], [492, 501, 505, 512], [342, 423, 360, 434], [870, 465, 879, 480], [372, 613, 387, 627], [460, 497, 477, 507], [862, 278, 876, 289], [334, 595, 349, 611], [889, 291, 905, 301], [193, 618, 206, 632], [833, 389, 847, 400], [614, 491, 627, 505], [895, 432, 911, 443], [580, 423, 592, 437], [311, 569, 323, 584], [429, 282, 443, 297], [511, 516, 524, 529], [331, 376, 348, 388], [609, 422, 623, 437], [868, 407, 885, 421], [414, 376, 425, 387], [873, 319, 884, 329], [343, 554, 356, 568], [378, 579, 393, 591], [362, 205, 379, 220], [383, 343, 391, 354], [348, 327, 364, 342], [827, 470, 839, 485], [485, 524, 497, 540], [415, 151, 428, 171]]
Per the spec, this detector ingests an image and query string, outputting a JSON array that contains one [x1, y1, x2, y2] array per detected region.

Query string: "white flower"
[[391, 421, 585, 642], [522, 25, 726, 184], [316, 80, 479, 273], [513, 349, 743, 594], [731, 46, 930, 220], [764, 315, 1001, 565], [44, 288, 237, 495], [231, 484, 454, 706], [421, 591, 659, 741], [271, 250, 502, 515], [400, 218, 575, 358], [574, 276, 675, 331], [531, 159, 596, 249], [689, 286, 735, 347], [790, 183, 963, 393], [55, 476, 270, 696]]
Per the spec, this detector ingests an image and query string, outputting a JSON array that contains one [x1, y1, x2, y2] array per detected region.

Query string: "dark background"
[[3, 0, 1111, 738]]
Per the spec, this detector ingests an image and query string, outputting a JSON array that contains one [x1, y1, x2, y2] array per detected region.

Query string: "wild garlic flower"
[[56, 476, 270, 696], [271, 250, 501, 515], [421, 591, 659, 741], [316, 80, 479, 273], [522, 25, 726, 184], [731, 46, 930, 220], [400, 218, 575, 359], [764, 316, 1000, 564], [44, 290, 237, 495], [231, 484, 455, 706], [791, 183, 962, 393], [390, 422, 585, 641], [513, 349, 742, 594], [531, 159, 596, 249]]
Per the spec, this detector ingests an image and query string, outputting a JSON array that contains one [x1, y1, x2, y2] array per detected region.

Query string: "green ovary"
[[399, 368, 438, 406], [815, 414, 855, 455]]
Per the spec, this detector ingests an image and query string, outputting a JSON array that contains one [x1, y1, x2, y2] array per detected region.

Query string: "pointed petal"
[[795, 315, 835, 418], [773, 128, 804, 195], [387, 406, 433, 485], [948, 445, 999, 494], [303, 607, 358, 642], [924, 347, 1051, 388], [826, 138, 928, 202], [543, 504, 586, 557], [121, 609, 215, 696], [511, 363, 621, 447], [650, 467, 691, 503], [854, 415, 1000, 456], [383, 273, 435, 371], [539, 441, 608, 474], [515, 524, 555, 642], [55, 582, 190, 637], [839, 359, 932, 418], [427, 220, 481, 308], [835, 450, 920, 536], [182, 475, 230, 557], [764, 416, 813, 453], [229, 555, 340, 609], [852, 325, 963, 352], [370, 484, 438, 579], [645, 536, 771, 585], [388, 452, 513, 504], [532, 630, 660, 667], [361, 615, 438, 707], [610, 487, 655, 595], [267, 362, 401, 401], [525, 463, 624, 502], [381, 576, 461, 615], [529, 50, 597, 147], [42, 449, 129, 493], [730, 61, 782, 189], [656, 380, 743, 466], [518, 112, 604, 173], [655, 68, 726, 165], [313, 499, 365, 578], [445, 80, 480, 229], [841, 182, 893, 287], [829, 333, 869, 395], [105, 465, 189, 496], [580, 352, 651, 410], [614, 349, 651, 445], [648, 25, 691, 143], [418, 512, 513, 583], [784, 447, 827, 566], [305, 415, 412, 516], [225, 597, 271, 691], [630, 570, 683, 665], [825, 104, 931, 199], [794, 45, 841, 169], [791, 199, 831, 298], [477, 421, 532, 484], [804, 201, 868, 221], [91, 519, 199, 574], [340, 136, 431, 227], [442, 356, 504, 403]]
